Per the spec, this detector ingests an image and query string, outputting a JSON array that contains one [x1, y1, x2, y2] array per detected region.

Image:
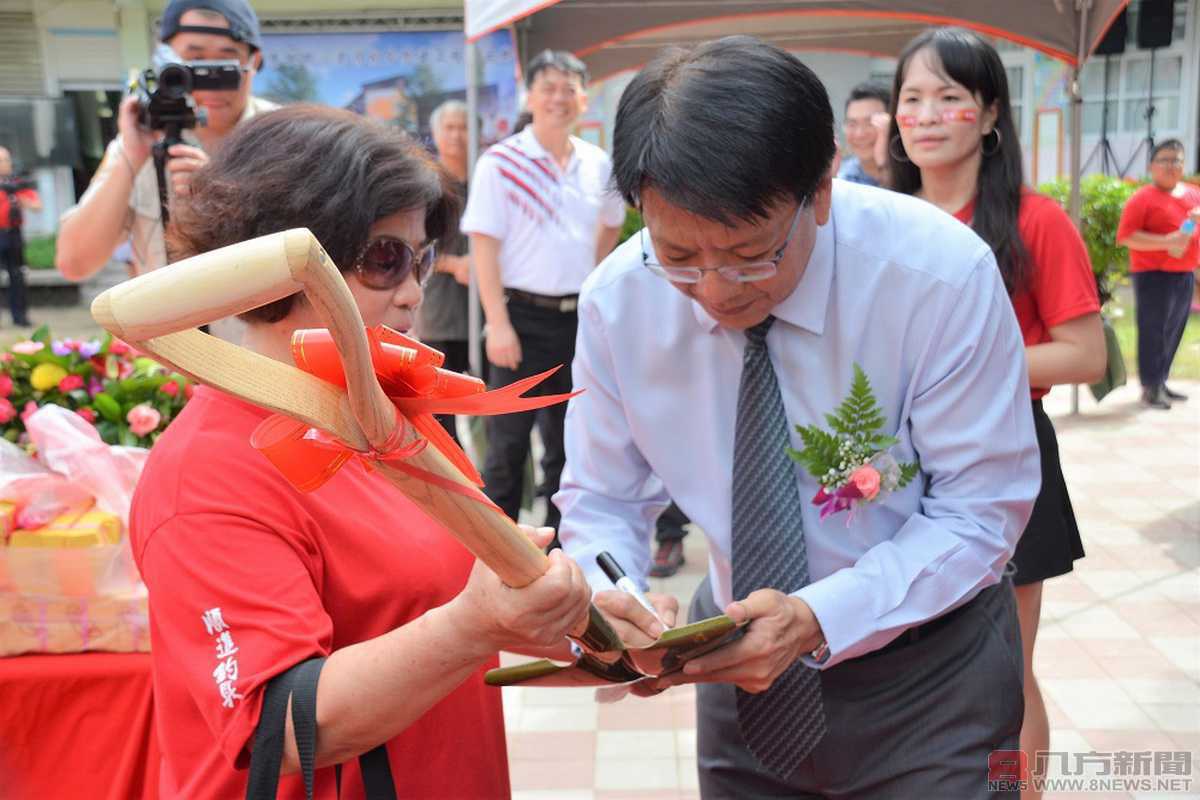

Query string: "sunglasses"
[[353, 236, 436, 291]]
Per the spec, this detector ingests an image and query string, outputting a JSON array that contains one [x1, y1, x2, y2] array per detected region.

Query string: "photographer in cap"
[[56, 0, 276, 307]]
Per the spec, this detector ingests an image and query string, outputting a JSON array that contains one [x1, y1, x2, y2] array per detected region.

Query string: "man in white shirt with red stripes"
[[461, 50, 625, 529]]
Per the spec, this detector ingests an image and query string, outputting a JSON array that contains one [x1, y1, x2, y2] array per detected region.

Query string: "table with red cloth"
[[0, 653, 160, 800]]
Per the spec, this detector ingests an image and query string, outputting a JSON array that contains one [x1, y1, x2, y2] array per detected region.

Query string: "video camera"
[[0, 176, 36, 195], [132, 44, 242, 134]]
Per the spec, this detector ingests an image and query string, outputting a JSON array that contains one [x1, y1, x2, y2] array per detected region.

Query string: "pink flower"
[[11, 341, 44, 355], [58, 374, 84, 392], [75, 407, 97, 424], [0, 374, 12, 398], [87, 377, 103, 398], [0, 398, 15, 424], [126, 404, 162, 437], [184, 383, 195, 400], [0, 353, 12, 363], [108, 340, 131, 356], [159, 381, 179, 397], [850, 465, 881, 500], [20, 401, 38, 424]]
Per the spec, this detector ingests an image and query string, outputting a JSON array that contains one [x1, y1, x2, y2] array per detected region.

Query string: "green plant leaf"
[[93, 392, 122, 423], [119, 426, 139, 447]]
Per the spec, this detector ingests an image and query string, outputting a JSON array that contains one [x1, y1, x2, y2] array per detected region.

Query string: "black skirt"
[[1011, 399, 1084, 585]]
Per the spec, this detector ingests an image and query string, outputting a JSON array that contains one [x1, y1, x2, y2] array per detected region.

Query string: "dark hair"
[[169, 104, 459, 323], [1151, 138, 1185, 160], [525, 49, 588, 88], [612, 35, 835, 225], [887, 27, 1029, 295], [512, 109, 534, 135], [845, 81, 891, 112]]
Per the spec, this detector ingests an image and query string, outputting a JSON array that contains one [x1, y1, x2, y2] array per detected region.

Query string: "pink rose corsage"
[[788, 364, 919, 524]]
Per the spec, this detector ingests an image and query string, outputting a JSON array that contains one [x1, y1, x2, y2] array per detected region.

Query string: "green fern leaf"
[[788, 423, 842, 482]]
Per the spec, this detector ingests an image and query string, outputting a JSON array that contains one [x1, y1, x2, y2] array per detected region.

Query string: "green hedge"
[[1037, 175, 1141, 303], [22, 235, 56, 270], [618, 206, 643, 246]]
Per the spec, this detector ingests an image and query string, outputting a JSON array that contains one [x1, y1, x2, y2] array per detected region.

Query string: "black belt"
[[505, 288, 580, 313], [858, 590, 981, 660]]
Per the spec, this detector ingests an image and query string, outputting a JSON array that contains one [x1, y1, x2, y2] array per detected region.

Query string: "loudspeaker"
[[1136, 0, 1174, 50], [1095, 8, 1128, 55]]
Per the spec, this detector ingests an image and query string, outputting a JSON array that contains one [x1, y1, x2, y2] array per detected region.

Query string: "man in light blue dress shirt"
[[555, 36, 1040, 798]]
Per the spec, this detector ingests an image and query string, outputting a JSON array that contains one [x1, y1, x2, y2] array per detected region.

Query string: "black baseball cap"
[[160, 0, 263, 53]]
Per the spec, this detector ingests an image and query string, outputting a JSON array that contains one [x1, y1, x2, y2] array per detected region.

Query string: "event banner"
[[258, 29, 519, 148]]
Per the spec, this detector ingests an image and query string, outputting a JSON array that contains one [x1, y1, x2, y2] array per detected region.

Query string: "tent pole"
[[466, 39, 483, 380], [1068, 0, 1091, 416]]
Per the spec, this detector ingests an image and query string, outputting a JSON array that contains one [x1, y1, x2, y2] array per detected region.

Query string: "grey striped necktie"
[[731, 315, 827, 778]]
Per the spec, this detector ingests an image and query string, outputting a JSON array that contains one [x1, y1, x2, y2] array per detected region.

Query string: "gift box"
[[0, 501, 15, 540], [0, 592, 149, 656], [9, 509, 122, 549], [0, 405, 150, 654]]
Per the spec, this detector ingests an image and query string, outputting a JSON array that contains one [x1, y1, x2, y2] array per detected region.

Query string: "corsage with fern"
[[788, 364, 919, 523]]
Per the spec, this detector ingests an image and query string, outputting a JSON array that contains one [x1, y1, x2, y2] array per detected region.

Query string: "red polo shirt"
[[1116, 182, 1200, 272], [954, 191, 1101, 400], [0, 187, 38, 231], [130, 387, 510, 799]]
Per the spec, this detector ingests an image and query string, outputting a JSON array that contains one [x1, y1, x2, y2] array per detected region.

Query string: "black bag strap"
[[246, 658, 312, 800], [290, 658, 325, 798], [359, 744, 397, 800], [245, 656, 398, 800]]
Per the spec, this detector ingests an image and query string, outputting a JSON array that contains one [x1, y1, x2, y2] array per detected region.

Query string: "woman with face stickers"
[[888, 27, 1106, 798]]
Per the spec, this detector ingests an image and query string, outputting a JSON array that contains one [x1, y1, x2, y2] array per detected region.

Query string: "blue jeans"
[[1132, 270, 1195, 389]]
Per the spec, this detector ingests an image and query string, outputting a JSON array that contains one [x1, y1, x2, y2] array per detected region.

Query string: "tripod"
[[1121, 47, 1159, 176], [1083, 54, 1121, 175]]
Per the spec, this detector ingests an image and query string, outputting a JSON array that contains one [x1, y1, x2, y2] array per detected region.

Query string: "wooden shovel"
[[90, 228, 622, 655]]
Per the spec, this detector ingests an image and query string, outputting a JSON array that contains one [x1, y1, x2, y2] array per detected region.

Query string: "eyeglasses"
[[1152, 157, 1185, 167], [353, 236, 436, 291], [640, 205, 804, 284]]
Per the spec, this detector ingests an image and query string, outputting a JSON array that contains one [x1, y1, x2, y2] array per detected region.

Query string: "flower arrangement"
[[0, 326, 192, 448], [788, 364, 919, 523]]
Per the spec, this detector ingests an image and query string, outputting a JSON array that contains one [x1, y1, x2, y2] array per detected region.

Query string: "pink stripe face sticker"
[[942, 108, 979, 123], [895, 109, 978, 127]]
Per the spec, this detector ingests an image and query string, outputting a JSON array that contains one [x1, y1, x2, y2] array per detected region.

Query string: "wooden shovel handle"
[[90, 229, 550, 588]]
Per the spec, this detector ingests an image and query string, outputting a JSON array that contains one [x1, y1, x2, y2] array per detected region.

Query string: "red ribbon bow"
[[251, 325, 580, 508]]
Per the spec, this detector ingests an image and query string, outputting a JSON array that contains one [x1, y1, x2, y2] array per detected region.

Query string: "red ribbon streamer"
[[251, 325, 579, 507]]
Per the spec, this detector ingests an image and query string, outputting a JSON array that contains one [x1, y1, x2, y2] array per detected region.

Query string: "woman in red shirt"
[[130, 105, 591, 799], [1116, 139, 1199, 409], [886, 28, 1105, 798]]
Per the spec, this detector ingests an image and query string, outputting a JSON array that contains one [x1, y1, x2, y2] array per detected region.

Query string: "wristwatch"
[[809, 639, 831, 665]]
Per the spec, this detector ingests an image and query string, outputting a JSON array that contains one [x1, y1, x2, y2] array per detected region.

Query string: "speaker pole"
[[1121, 47, 1159, 176]]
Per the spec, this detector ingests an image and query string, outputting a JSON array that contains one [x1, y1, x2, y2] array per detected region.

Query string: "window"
[[1005, 65, 1025, 133]]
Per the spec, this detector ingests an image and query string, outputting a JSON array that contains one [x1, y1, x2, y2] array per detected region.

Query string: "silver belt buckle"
[[559, 297, 577, 312]]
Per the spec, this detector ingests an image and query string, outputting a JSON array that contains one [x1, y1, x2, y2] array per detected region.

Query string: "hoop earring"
[[982, 129, 1002, 157], [888, 135, 910, 163]]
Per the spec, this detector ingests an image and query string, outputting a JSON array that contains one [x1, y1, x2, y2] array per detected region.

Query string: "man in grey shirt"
[[417, 100, 472, 443]]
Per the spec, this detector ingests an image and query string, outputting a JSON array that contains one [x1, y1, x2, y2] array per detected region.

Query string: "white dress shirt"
[[555, 179, 1040, 669], [460, 127, 627, 296]]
